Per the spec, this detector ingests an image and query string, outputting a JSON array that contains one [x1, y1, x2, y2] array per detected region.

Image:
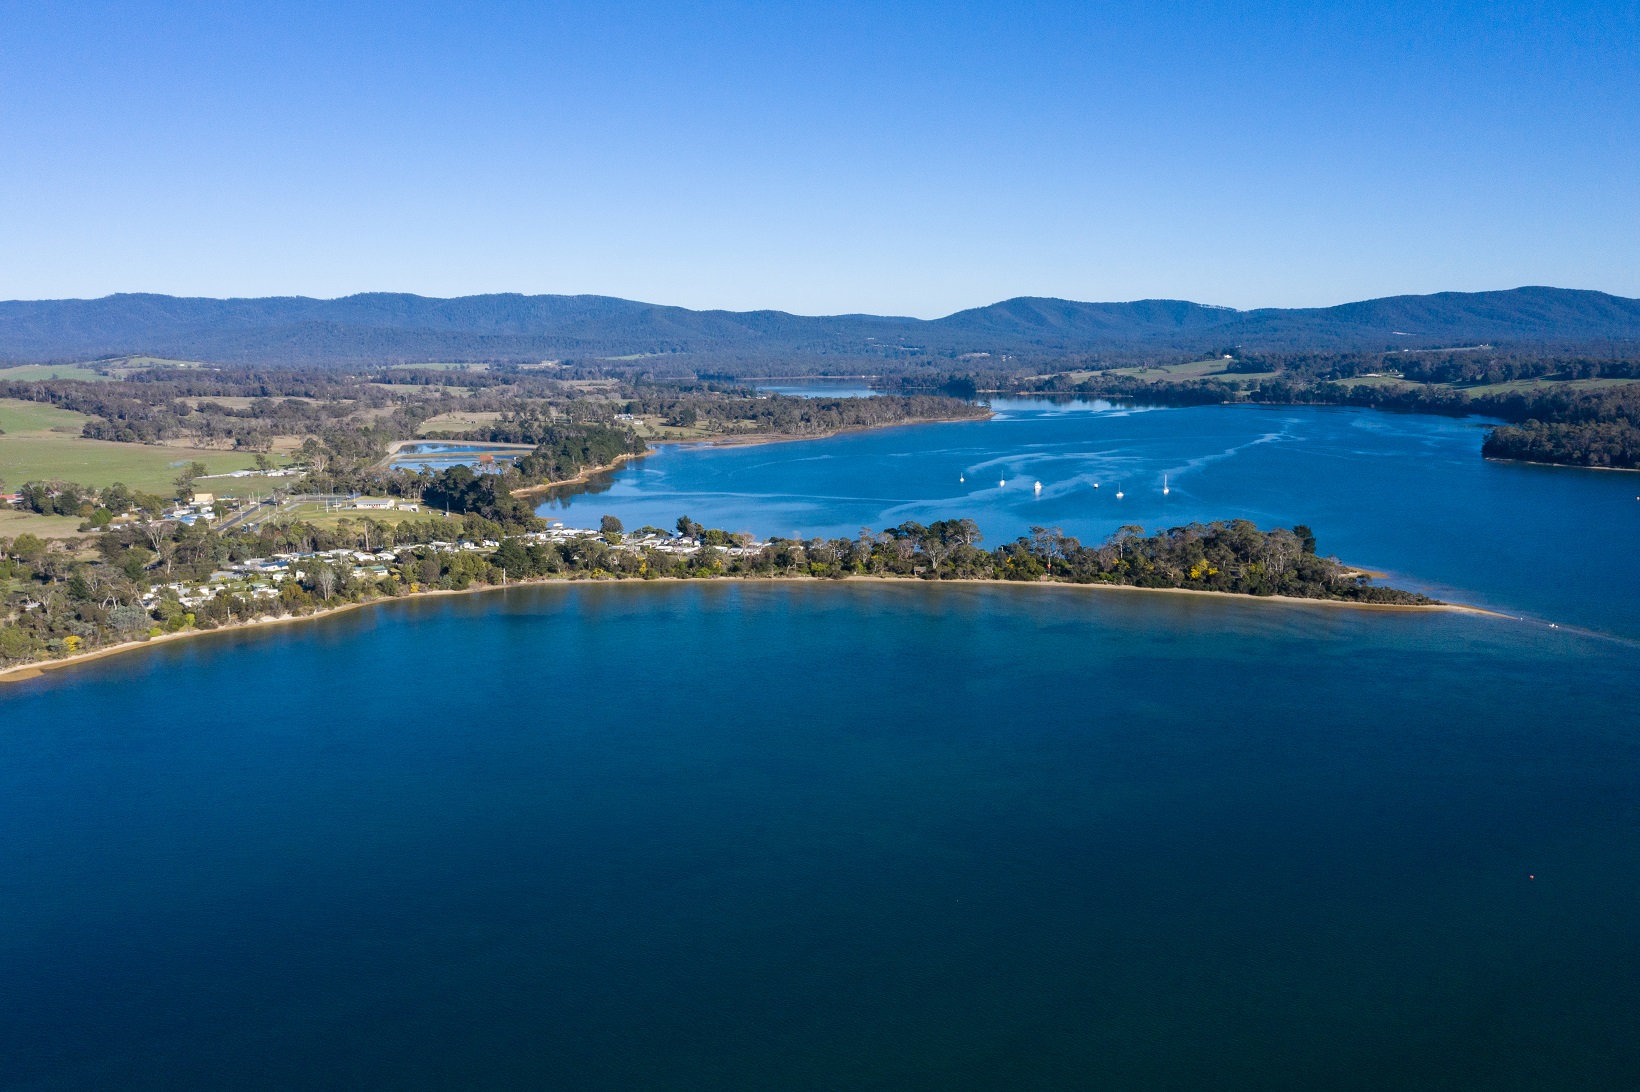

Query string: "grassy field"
[[0, 399, 265, 491], [0, 508, 96, 540], [272, 501, 457, 531], [1455, 376, 1639, 396], [193, 472, 300, 498], [631, 415, 717, 441], [105, 356, 211, 370], [0, 434, 264, 492], [1089, 358, 1262, 380], [1333, 374, 1427, 389], [0, 363, 114, 382], [417, 411, 504, 434], [0, 399, 92, 433]]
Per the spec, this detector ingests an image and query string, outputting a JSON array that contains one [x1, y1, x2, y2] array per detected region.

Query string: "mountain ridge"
[[2, 286, 1636, 367]]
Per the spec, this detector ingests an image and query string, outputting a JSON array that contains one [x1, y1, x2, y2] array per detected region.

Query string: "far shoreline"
[[509, 410, 996, 498], [0, 572, 1508, 688]]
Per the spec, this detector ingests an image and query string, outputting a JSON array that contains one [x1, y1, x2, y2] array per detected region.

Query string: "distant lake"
[[5, 399, 1639, 1089], [752, 377, 881, 399]]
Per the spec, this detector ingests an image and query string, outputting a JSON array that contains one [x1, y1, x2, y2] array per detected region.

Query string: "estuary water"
[[540, 399, 1640, 639], [3, 401, 1639, 1090]]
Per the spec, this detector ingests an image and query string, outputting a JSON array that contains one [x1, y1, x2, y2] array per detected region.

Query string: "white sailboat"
[[1162, 474, 1170, 496], [1033, 480, 1042, 495]]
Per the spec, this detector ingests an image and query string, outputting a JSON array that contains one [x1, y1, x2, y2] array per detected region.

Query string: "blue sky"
[[2, 1, 1636, 315]]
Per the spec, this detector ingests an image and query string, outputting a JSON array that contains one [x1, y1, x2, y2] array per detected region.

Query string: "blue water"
[[541, 400, 1640, 639], [5, 402, 1640, 1089], [753, 377, 880, 398], [3, 586, 1637, 1089], [390, 442, 526, 473]]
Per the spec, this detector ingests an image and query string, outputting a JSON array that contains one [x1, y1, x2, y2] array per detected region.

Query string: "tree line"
[[0, 512, 1431, 669]]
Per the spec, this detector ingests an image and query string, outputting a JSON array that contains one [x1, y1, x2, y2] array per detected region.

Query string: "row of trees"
[[489, 517, 1430, 604], [1481, 419, 1640, 468]]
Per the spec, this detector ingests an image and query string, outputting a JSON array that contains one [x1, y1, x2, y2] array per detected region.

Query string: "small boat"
[[999, 478, 1006, 488], [1033, 480, 1042, 494], [960, 474, 965, 483], [1115, 489, 1124, 499], [1162, 474, 1170, 496]]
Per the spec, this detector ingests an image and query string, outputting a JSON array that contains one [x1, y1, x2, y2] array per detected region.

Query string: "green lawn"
[[0, 398, 92, 433], [1, 396, 274, 492], [0, 434, 264, 493], [191, 471, 301, 499], [0, 507, 97, 540], [0, 363, 115, 382], [273, 501, 455, 531]]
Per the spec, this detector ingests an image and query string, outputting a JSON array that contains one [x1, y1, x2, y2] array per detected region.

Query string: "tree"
[[10, 533, 45, 564], [312, 563, 340, 600], [173, 461, 208, 498]]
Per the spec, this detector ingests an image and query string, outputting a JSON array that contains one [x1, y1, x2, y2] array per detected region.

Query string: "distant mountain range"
[[2, 286, 1637, 368]]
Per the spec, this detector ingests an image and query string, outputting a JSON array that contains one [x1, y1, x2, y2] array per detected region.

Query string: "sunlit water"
[[540, 399, 1640, 638], [4, 400, 1639, 1090]]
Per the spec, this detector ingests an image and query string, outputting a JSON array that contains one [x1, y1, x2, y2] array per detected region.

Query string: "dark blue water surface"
[[541, 400, 1640, 638], [5, 402, 1640, 1090]]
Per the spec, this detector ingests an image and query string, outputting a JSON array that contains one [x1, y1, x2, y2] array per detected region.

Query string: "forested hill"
[[2, 286, 1638, 367]]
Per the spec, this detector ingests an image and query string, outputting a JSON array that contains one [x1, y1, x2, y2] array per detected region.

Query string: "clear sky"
[[2, 1, 1636, 316]]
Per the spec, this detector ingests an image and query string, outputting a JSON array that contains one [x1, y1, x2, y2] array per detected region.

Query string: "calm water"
[[390, 442, 525, 473], [541, 400, 1640, 638], [5, 402, 1640, 1090], [752, 377, 880, 398], [2, 586, 1636, 1090]]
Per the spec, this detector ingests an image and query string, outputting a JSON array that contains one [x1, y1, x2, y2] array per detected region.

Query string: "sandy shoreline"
[[0, 573, 1502, 687]]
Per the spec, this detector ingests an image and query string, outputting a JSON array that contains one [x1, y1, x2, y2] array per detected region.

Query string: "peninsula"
[[2, 510, 1437, 681]]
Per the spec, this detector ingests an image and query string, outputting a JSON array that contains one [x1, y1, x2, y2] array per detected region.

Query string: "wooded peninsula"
[[1, 505, 1436, 678]]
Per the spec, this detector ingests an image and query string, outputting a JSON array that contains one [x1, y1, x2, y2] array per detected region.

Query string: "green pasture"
[[0, 507, 95, 540], [1455, 376, 1639, 396], [0, 398, 92, 434], [0, 363, 114, 382], [0, 437, 262, 493]]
